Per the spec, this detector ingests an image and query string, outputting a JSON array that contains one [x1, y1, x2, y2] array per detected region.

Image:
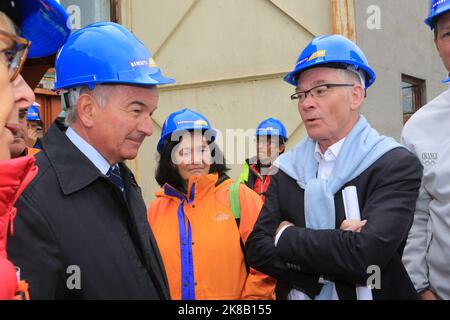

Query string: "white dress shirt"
[[274, 138, 346, 300], [66, 127, 111, 175]]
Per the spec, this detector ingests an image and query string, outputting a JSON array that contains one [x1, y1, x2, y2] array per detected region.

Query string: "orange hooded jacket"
[[148, 173, 275, 300]]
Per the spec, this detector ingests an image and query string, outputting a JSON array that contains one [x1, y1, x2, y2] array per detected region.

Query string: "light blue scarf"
[[275, 115, 402, 300]]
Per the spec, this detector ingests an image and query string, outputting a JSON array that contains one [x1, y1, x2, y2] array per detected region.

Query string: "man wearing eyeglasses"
[[0, 0, 70, 300], [246, 35, 423, 300]]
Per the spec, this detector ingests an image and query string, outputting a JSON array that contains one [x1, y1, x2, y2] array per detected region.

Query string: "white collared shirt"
[[274, 137, 346, 300], [314, 138, 346, 179], [66, 127, 111, 175]]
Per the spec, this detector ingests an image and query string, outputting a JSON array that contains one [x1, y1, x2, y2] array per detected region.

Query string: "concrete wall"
[[121, 0, 333, 203], [355, 0, 447, 140]]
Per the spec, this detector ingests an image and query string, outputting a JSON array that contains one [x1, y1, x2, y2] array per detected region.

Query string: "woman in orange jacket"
[[148, 109, 275, 300]]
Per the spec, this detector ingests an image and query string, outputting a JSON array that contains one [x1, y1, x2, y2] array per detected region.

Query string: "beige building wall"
[[120, 0, 335, 204]]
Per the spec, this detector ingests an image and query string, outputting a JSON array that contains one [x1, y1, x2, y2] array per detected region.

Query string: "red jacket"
[[0, 156, 38, 300]]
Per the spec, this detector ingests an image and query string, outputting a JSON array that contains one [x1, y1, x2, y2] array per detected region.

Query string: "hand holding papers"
[[342, 186, 373, 301]]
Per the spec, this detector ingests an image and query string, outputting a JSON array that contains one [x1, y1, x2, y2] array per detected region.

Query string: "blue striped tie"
[[107, 165, 125, 194]]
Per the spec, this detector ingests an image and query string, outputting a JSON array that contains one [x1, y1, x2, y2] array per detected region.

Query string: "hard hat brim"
[[148, 70, 176, 85], [284, 61, 376, 89], [53, 74, 175, 91]]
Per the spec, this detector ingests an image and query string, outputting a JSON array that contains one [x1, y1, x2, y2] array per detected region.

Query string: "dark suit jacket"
[[8, 124, 170, 300], [246, 147, 422, 300]]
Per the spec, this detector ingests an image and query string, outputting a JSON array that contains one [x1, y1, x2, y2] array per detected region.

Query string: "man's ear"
[[76, 94, 97, 128], [350, 85, 365, 111]]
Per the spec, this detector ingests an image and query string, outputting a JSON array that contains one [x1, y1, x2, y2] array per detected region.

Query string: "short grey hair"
[[64, 85, 110, 126], [337, 67, 366, 89]]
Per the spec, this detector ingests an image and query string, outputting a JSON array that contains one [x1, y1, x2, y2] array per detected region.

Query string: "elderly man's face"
[[296, 67, 362, 151], [435, 11, 450, 72], [89, 85, 158, 164]]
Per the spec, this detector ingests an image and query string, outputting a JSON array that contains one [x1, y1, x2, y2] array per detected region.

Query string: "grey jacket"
[[401, 87, 450, 299]]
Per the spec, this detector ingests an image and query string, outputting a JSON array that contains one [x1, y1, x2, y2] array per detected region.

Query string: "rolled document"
[[342, 186, 373, 301]]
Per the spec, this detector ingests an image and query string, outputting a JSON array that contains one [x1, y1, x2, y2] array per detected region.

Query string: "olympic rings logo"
[[422, 159, 437, 166], [422, 152, 438, 167]]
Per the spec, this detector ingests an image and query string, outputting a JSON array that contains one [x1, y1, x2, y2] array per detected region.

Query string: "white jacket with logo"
[[401, 87, 450, 299]]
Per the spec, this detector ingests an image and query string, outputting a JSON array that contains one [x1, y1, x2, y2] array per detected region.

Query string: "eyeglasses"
[[0, 29, 31, 82], [290, 83, 355, 103]]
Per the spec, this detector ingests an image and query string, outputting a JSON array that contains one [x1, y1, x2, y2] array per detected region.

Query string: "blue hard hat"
[[26, 103, 41, 121], [158, 109, 216, 154], [2, 0, 72, 58], [256, 118, 288, 142], [54, 22, 175, 90], [425, 0, 450, 29], [284, 35, 376, 89]]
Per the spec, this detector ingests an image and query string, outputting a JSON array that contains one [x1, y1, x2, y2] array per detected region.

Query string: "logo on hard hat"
[[176, 119, 208, 127], [433, 0, 448, 9], [130, 60, 148, 68], [177, 120, 194, 125], [149, 58, 158, 67], [194, 120, 208, 127], [296, 50, 327, 66], [259, 127, 280, 134], [265, 127, 274, 131]]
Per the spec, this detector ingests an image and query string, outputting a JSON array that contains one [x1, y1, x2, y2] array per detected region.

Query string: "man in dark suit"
[[246, 35, 423, 300], [8, 22, 175, 299]]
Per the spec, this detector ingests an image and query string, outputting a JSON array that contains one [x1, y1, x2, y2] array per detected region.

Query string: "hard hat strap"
[[346, 66, 366, 89], [63, 87, 83, 109]]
